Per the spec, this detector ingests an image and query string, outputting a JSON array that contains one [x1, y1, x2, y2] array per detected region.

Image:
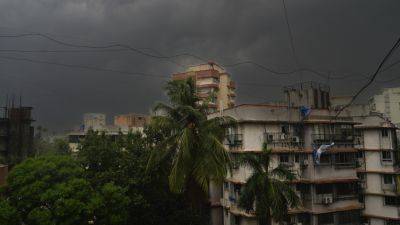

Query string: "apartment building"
[[369, 87, 400, 128], [210, 82, 363, 225], [83, 113, 106, 132], [114, 113, 149, 129], [343, 104, 400, 225], [172, 62, 236, 113], [68, 113, 147, 152]]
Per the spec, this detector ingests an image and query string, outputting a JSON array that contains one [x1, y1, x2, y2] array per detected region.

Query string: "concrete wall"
[[364, 195, 399, 218]]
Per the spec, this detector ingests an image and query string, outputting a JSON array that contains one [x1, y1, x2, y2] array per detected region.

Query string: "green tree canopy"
[[1, 155, 130, 225]]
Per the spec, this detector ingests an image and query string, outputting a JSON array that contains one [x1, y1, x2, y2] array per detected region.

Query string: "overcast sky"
[[0, 0, 399, 132]]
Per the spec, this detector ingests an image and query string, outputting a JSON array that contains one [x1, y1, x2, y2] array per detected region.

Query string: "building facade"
[[68, 113, 147, 152], [210, 82, 363, 225], [172, 62, 236, 113], [369, 87, 400, 128], [83, 113, 106, 132], [114, 113, 149, 129]]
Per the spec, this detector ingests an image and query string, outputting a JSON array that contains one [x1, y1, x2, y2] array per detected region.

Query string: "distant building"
[[114, 113, 149, 129], [172, 62, 236, 113], [0, 106, 35, 164], [68, 112, 148, 152], [369, 87, 400, 128], [83, 113, 106, 132]]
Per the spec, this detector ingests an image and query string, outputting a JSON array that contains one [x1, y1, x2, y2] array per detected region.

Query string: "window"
[[382, 129, 389, 137], [279, 154, 290, 164], [336, 183, 357, 197], [318, 213, 334, 225], [386, 219, 400, 225], [382, 151, 393, 162], [383, 174, 394, 185], [315, 184, 333, 195], [319, 154, 331, 165], [234, 216, 240, 225], [384, 196, 400, 206], [357, 151, 364, 159], [224, 182, 229, 189], [281, 125, 289, 134], [295, 154, 300, 163], [337, 211, 360, 224], [335, 152, 355, 166]]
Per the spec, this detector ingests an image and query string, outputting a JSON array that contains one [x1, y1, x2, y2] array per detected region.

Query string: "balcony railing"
[[312, 133, 355, 148], [264, 132, 304, 149], [225, 134, 243, 148]]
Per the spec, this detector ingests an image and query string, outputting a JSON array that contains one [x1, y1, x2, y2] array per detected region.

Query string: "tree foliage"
[[147, 77, 232, 203], [77, 130, 207, 225], [238, 143, 301, 225], [0, 155, 130, 225]]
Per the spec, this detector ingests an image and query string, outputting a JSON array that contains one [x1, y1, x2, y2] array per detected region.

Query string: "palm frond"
[[270, 164, 297, 181]]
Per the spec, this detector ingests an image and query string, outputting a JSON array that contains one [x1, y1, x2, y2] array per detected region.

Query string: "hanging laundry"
[[300, 106, 312, 118], [313, 142, 335, 165]]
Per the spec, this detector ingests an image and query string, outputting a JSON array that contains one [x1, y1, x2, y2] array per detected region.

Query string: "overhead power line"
[[281, 0, 301, 80], [1, 32, 400, 83], [335, 36, 400, 118], [0, 55, 167, 79], [0, 32, 369, 80]]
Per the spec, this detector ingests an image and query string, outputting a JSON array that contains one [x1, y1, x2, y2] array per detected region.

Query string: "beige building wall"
[[172, 62, 236, 113], [370, 87, 400, 127]]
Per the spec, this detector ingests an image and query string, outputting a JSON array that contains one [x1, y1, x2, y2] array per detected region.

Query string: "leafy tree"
[[77, 130, 126, 187], [78, 130, 207, 225], [238, 143, 300, 225], [0, 199, 20, 225], [147, 77, 232, 204], [1, 155, 129, 225]]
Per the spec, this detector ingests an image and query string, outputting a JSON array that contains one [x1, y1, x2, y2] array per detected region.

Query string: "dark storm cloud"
[[0, 0, 399, 132]]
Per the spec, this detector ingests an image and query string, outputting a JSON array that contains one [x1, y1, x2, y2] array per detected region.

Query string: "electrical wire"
[[0, 32, 367, 80], [0, 55, 168, 79], [281, 0, 301, 80], [334, 37, 400, 118]]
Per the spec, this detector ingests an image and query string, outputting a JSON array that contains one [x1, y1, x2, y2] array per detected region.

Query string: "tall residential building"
[[209, 82, 400, 225], [351, 109, 399, 225], [369, 87, 400, 128], [172, 62, 236, 113], [210, 82, 363, 225]]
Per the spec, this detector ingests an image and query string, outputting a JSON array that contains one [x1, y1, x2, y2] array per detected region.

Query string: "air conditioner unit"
[[322, 196, 333, 205], [301, 160, 309, 167]]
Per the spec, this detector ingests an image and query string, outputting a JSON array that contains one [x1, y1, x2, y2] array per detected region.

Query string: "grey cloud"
[[0, 0, 399, 132]]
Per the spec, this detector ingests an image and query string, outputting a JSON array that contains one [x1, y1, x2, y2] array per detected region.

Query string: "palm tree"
[[147, 77, 232, 204], [238, 143, 300, 225]]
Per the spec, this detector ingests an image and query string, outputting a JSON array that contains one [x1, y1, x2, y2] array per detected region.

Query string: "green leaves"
[[148, 77, 232, 203], [1, 155, 130, 225], [238, 145, 300, 225]]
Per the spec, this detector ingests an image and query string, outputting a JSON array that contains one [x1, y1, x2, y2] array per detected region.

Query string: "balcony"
[[264, 132, 304, 149], [312, 133, 355, 148], [225, 134, 243, 148]]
